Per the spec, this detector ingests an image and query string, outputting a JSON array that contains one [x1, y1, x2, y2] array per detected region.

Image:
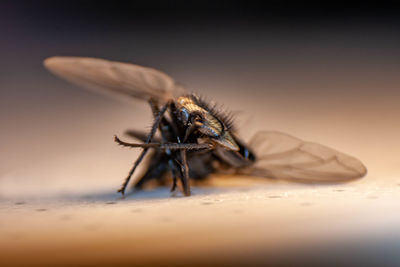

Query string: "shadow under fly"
[[44, 57, 367, 197]]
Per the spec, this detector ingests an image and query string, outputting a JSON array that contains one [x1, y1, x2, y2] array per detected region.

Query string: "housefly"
[[44, 57, 367, 196]]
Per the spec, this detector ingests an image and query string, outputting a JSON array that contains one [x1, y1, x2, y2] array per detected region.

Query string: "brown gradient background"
[[1, 1, 400, 266]]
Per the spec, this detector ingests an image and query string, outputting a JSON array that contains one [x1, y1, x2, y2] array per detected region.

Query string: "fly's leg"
[[168, 159, 179, 192], [177, 126, 196, 196], [124, 99, 173, 191], [156, 101, 185, 194], [125, 129, 161, 143], [121, 99, 185, 194], [150, 99, 180, 192], [114, 137, 212, 151], [117, 100, 170, 196], [133, 151, 168, 190], [180, 149, 190, 196], [114, 137, 213, 196]]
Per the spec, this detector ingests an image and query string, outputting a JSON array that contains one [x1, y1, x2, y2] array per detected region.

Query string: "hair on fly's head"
[[189, 94, 236, 131]]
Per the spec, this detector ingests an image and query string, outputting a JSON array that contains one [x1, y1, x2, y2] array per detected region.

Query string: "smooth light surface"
[[1, 176, 400, 266]]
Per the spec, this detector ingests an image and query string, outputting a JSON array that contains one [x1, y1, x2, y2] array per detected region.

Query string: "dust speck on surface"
[[334, 189, 345, 192], [268, 195, 282, 199], [201, 202, 213, 205], [35, 208, 47, 212], [105, 201, 117, 205], [14, 202, 26, 205]]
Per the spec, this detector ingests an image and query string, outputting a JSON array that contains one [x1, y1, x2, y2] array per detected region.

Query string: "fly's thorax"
[[176, 95, 239, 151], [176, 96, 222, 136], [176, 96, 206, 125]]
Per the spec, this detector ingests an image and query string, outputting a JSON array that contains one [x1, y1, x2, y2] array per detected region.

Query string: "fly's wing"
[[239, 131, 367, 182], [43, 56, 185, 103]]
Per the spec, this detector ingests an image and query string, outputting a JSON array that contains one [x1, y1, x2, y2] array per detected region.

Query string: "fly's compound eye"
[[180, 108, 190, 124]]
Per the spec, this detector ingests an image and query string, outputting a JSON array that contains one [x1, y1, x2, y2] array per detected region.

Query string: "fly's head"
[[176, 96, 239, 151]]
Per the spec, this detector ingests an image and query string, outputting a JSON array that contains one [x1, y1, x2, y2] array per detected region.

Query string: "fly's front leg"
[[125, 129, 161, 143], [116, 99, 170, 196], [149, 100, 191, 196], [150, 99, 180, 192], [114, 137, 212, 150], [180, 149, 190, 196], [179, 126, 195, 196], [168, 159, 179, 192], [119, 99, 179, 194], [114, 137, 213, 196]]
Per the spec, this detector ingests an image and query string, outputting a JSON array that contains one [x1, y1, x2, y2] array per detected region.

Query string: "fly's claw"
[[114, 135, 133, 148], [114, 135, 121, 144]]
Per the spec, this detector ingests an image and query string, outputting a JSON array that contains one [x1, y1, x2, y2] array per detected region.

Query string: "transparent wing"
[[239, 131, 367, 182], [43, 56, 185, 103]]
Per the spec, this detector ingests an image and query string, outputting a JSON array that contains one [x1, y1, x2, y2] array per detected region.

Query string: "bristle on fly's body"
[[188, 94, 235, 131]]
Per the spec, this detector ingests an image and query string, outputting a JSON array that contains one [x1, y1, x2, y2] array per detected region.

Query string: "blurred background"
[[1, 1, 400, 266]]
